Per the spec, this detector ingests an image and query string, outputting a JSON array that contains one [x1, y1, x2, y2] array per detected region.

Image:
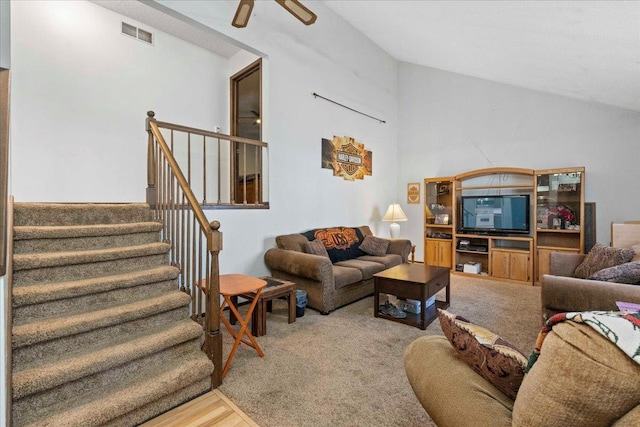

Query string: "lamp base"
[[389, 222, 400, 238]]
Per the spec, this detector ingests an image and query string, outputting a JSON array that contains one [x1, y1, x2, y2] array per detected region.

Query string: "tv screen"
[[460, 195, 530, 234]]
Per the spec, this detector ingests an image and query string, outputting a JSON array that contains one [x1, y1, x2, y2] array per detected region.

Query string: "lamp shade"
[[382, 204, 408, 222], [382, 204, 408, 238]]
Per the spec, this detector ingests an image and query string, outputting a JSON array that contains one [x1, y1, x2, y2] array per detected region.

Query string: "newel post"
[[207, 220, 223, 388], [145, 110, 157, 209]]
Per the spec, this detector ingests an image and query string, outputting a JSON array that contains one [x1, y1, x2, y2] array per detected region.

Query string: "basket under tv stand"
[[424, 167, 585, 286]]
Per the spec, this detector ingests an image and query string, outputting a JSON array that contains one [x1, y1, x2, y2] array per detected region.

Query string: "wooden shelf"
[[456, 249, 489, 255], [456, 184, 535, 191], [536, 228, 581, 234]]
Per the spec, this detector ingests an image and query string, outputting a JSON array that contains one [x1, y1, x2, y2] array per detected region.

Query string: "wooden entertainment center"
[[424, 167, 585, 285]]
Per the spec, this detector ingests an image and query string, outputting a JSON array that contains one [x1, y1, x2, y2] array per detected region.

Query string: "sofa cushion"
[[303, 227, 365, 263], [633, 244, 640, 262], [513, 322, 640, 426], [589, 261, 640, 284], [303, 239, 330, 258], [332, 265, 364, 290], [334, 259, 386, 280], [438, 309, 527, 400], [357, 254, 403, 268], [358, 235, 389, 257], [574, 243, 635, 279], [275, 233, 310, 252]]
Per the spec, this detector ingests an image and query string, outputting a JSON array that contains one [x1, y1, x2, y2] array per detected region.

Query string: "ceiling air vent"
[[121, 22, 153, 45]]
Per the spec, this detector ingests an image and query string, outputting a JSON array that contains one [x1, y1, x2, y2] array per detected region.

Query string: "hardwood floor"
[[140, 390, 260, 427]]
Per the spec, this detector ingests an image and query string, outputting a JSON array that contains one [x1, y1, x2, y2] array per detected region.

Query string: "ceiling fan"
[[232, 0, 317, 28]]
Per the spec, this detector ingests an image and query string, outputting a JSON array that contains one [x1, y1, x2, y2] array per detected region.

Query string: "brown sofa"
[[264, 225, 411, 314], [404, 321, 640, 427], [542, 251, 640, 321]]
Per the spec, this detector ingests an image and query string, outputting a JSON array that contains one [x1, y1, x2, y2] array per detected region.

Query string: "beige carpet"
[[219, 275, 542, 427]]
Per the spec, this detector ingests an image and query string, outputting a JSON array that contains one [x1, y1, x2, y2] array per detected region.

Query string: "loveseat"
[[404, 237, 640, 426], [542, 250, 640, 321], [404, 316, 640, 427], [264, 225, 411, 314]]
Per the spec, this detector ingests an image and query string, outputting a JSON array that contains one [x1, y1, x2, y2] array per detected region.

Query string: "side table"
[[230, 277, 296, 336]]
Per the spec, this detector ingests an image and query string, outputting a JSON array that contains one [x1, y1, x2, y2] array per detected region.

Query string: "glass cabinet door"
[[425, 181, 452, 225], [536, 171, 582, 231]]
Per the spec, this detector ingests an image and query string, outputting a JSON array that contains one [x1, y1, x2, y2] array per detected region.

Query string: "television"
[[460, 195, 530, 235]]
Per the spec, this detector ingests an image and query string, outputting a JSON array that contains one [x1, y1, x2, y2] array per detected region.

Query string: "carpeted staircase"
[[11, 202, 214, 427]]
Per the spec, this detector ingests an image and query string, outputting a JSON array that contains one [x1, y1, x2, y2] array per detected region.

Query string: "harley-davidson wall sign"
[[321, 136, 372, 181]]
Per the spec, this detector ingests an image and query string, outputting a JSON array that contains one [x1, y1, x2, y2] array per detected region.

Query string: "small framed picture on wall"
[[407, 182, 420, 204]]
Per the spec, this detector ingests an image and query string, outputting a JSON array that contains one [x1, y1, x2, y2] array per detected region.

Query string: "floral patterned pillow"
[[573, 243, 635, 279], [589, 261, 640, 284], [438, 309, 527, 400]]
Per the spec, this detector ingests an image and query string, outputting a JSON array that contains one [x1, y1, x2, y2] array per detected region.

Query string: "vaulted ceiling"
[[324, 1, 640, 112], [96, 1, 640, 113]]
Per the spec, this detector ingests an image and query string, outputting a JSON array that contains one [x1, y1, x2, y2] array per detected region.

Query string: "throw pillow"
[[303, 239, 329, 258], [589, 261, 640, 284], [437, 309, 527, 400], [573, 243, 636, 279], [359, 235, 389, 257]]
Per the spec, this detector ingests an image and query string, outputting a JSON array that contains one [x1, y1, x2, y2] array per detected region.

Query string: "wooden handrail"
[[146, 111, 224, 387], [153, 119, 268, 148], [146, 111, 268, 208], [148, 120, 214, 234]]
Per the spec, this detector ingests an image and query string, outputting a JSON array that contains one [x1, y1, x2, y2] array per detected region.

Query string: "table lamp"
[[382, 203, 408, 238]]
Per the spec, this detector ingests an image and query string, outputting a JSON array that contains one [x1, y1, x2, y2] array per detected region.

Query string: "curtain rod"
[[312, 92, 386, 124]]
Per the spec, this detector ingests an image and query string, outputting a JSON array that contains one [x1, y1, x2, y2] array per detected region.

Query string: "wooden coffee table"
[[373, 263, 450, 329]]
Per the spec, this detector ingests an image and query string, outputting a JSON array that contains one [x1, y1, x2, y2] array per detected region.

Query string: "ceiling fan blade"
[[275, 0, 317, 25], [232, 0, 255, 28]]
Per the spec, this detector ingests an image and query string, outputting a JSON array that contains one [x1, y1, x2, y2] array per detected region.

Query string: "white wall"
[[397, 63, 640, 261], [157, 1, 400, 276], [10, 0, 229, 203], [0, 0, 9, 69], [9, 0, 639, 284], [10, 1, 401, 278]]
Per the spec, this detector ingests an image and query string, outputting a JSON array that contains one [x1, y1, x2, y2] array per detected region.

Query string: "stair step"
[[15, 350, 213, 427], [12, 291, 191, 350], [13, 202, 153, 226], [13, 242, 170, 272], [13, 300, 192, 371], [13, 222, 163, 254], [105, 379, 211, 427], [13, 320, 204, 399], [12, 242, 171, 286], [13, 265, 179, 308], [11, 202, 215, 427], [13, 266, 179, 324]]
